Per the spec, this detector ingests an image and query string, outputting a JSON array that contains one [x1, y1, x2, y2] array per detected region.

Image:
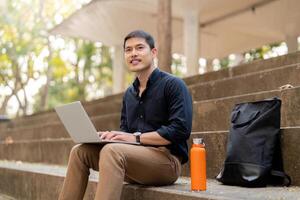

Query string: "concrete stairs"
[[189, 63, 300, 101], [1, 52, 300, 199], [0, 160, 299, 200], [193, 86, 300, 132], [0, 100, 122, 130], [184, 51, 300, 85], [2, 85, 299, 142], [1, 127, 300, 186], [1, 64, 300, 141], [1, 51, 300, 130]]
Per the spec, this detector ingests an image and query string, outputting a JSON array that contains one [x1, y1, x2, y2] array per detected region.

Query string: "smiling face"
[[124, 37, 157, 73]]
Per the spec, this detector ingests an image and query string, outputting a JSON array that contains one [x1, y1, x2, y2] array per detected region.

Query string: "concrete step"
[[193, 86, 300, 132], [0, 160, 300, 200], [0, 100, 122, 131], [2, 86, 299, 142], [184, 51, 300, 85], [189, 62, 300, 101], [183, 127, 300, 186], [2, 60, 299, 133], [0, 138, 74, 165], [0, 113, 120, 142], [1, 127, 299, 185]]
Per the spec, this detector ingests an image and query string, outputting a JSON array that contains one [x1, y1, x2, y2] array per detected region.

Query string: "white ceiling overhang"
[[50, 0, 300, 59]]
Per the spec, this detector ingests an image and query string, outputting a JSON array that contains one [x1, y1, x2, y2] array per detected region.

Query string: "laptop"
[[55, 101, 139, 145]]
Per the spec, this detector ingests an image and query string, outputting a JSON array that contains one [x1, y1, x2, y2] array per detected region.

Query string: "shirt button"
[[139, 101, 143, 104]]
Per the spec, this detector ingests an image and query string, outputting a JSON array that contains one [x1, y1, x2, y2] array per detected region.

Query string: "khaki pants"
[[58, 143, 181, 200]]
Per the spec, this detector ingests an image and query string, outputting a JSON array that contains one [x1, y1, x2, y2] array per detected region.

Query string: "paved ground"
[[1, 160, 300, 200]]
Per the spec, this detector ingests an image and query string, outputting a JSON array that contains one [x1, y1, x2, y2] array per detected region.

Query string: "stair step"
[[3, 85, 299, 142], [0, 138, 74, 165], [0, 113, 120, 142], [185, 127, 300, 186], [190, 62, 300, 101], [193, 86, 300, 132], [1, 127, 299, 185], [2, 61, 299, 133], [2, 53, 300, 132], [1, 160, 300, 200], [184, 51, 300, 85], [0, 100, 122, 130]]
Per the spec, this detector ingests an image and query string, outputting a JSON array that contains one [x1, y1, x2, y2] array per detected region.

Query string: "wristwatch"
[[133, 132, 142, 143]]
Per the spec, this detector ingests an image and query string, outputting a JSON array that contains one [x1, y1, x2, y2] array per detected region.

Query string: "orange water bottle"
[[190, 138, 206, 191]]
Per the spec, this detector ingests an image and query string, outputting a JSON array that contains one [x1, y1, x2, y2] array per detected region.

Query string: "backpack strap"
[[270, 170, 292, 186], [270, 130, 291, 186]]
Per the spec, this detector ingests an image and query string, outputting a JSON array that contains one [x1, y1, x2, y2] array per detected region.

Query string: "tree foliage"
[[0, 0, 113, 117]]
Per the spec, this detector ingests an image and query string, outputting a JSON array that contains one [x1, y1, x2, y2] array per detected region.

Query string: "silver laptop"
[[55, 101, 139, 145]]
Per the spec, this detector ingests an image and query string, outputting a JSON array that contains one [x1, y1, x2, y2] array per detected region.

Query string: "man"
[[59, 30, 193, 200]]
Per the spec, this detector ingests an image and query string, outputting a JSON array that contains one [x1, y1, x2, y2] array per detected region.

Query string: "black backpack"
[[216, 97, 291, 187]]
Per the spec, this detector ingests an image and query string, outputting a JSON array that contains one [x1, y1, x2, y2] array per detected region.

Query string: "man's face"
[[124, 37, 157, 72]]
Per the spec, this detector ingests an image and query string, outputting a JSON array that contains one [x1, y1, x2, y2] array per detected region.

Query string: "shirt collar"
[[133, 68, 160, 91]]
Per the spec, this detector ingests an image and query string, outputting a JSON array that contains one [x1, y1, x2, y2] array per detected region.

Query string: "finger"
[[111, 135, 123, 141], [111, 131, 125, 135], [106, 132, 118, 140], [97, 132, 103, 137], [100, 131, 111, 140]]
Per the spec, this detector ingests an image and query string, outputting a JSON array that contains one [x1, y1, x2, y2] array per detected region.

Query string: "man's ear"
[[151, 47, 158, 57]]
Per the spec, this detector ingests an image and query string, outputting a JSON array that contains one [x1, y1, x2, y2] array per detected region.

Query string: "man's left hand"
[[98, 131, 136, 143]]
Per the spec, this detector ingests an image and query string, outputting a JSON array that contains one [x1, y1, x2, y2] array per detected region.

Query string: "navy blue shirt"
[[120, 68, 193, 164]]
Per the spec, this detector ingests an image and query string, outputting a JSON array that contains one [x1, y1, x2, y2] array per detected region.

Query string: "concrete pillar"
[[184, 8, 200, 76], [157, 0, 172, 73], [205, 58, 214, 73], [112, 45, 125, 94], [286, 35, 298, 53]]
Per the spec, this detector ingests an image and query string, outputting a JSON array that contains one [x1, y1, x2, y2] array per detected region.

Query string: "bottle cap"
[[193, 138, 204, 145]]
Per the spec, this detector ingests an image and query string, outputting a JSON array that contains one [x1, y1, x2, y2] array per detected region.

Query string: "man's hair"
[[123, 30, 155, 50]]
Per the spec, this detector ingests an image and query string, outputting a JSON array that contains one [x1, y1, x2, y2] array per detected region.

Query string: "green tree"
[[36, 39, 113, 111], [0, 0, 114, 117], [0, 0, 46, 116]]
